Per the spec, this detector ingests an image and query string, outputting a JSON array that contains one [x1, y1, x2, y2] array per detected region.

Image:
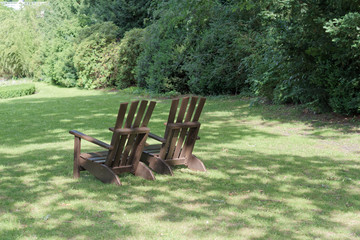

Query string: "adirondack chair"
[[69, 100, 156, 185], [141, 96, 206, 174]]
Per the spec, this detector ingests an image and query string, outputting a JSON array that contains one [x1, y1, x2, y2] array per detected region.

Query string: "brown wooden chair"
[[141, 96, 206, 175], [69, 100, 156, 185]]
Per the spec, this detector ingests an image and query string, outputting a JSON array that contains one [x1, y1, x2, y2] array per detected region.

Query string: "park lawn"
[[0, 82, 359, 240]]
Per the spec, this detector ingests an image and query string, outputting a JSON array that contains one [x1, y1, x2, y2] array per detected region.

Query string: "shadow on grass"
[[0, 89, 359, 239]]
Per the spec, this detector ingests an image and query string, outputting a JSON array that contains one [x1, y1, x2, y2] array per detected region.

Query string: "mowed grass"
[[0, 82, 360, 240]]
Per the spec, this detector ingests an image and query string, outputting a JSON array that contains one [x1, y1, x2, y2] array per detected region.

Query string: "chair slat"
[[124, 101, 140, 127], [141, 101, 156, 127], [121, 101, 148, 165], [176, 97, 189, 122], [192, 97, 206, 121], [173, 132, 185, 159], [112, 101, 139, 167], [113, 101, 140, 166], [180, 126, 200, 159], [131, 133, 149, 170], [167, 97, 190, 159], [122, 101, 156, 166], [184, 97, 198, 122], [173, 97, 199, 158], [127, 133, 147, 165], [132, 100, 148, 127], [105, 102, 129, 166], [167, 98, 179, 124], [161, 98, 179, 157], [166, 131, 178, 159], [159, 128, 174, 159], [111, 134, 127, 166], [180, 98, 205, 158], [114, 103, 128, 129]]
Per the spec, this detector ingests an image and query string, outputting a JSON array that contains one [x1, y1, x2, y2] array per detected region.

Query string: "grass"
[[0, 82, 359, 239]]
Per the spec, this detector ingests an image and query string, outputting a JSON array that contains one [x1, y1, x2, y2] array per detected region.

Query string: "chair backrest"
[[105, 100, 156, 168], [159, 96, 206, 160]]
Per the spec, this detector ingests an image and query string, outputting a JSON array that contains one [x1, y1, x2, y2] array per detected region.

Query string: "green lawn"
[[1, 83, 359, 240]]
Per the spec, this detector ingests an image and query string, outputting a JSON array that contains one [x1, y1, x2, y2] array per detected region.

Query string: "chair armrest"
[[114, 127, 150, 135], [109, 127, 150, 135], [69, 130, 113, 150], [148, 133, 166, 143], [166, 121, 201, 129]]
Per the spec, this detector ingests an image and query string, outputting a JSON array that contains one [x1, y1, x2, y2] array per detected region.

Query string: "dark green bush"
[[135, 0, 213, 93], [184, 6, 252, 95], [80, 0, 155, 37], [136, 0, 254, 95], [73, 22, 120, 89], [0, 84, 36, 99], [246, 0, 360, 114], [115, 28, 145, 89]]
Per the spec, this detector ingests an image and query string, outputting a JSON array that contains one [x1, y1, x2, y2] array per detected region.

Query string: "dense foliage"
[[247, 0, 360, 114], [1, 0, 360, 114]]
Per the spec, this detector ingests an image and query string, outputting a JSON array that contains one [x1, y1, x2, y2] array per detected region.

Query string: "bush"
[[246, 0, 360, 114], [73, 22, 120, 89], [136, 0, 255, 95], [80, 0, 155, 36], [0, 83, 36, 99], [136, 0, 217, 93], [184, 6, 252, 95], [115, 28, 145, 89]]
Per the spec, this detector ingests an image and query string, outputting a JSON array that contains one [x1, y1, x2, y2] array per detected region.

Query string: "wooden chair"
[[69, 100, 156, 185], [141, 96, 206, 175]]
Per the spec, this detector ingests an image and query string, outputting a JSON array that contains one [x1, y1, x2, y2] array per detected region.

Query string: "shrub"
[[115, 28, 145, 89], [246, 0, 360, 114], [184, 7, 252, 95], [136, 0, 217, 93], [0, 83, 36, 99], [80, 0, 155, 36], [136, 0, 255, 95], [73, 22, 120, 89]]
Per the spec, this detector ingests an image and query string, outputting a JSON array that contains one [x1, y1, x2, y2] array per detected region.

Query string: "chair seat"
[[80, 151, 134, 166], [143, 144, 162, 155], [81, 151, 108, 163]]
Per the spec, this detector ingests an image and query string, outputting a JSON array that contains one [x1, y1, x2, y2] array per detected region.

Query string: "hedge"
[[0, 83, 36, 99]]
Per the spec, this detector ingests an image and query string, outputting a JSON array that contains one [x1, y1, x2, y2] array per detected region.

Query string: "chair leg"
[[73, 137, 81, 179], [187, 155, 206, 172], [146, 156, 173, 175], [79, 158, 122, 185], [134, 162, 156, 180]]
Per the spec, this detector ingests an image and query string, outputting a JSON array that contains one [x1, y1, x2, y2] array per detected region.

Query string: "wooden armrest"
[[167, 121, 201, 129], [148, 133, 166, 143], [109, 127, 150, 135], [114, 127, 150, 135], [69, 130, 113, 150]]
